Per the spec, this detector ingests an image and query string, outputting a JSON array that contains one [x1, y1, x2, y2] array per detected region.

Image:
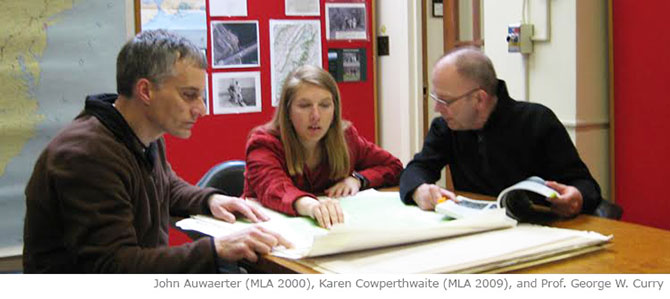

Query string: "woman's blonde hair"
[[266, 65, 350, 180]]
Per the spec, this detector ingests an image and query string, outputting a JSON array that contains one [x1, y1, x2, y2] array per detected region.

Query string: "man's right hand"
[[214, 226, 292, 263], [412, 183, 456, 210]]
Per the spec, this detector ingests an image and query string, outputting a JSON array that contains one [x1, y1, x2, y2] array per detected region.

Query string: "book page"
[[496, 176, 558, 205]]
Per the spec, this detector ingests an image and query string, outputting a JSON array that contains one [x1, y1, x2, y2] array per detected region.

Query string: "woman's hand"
[[325, 176, 361, 198], [294, 197, 344, 229]]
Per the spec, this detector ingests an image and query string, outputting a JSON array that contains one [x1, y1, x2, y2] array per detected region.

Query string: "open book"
[[435, 176, 560, 223], [177, 189, 516, 259]]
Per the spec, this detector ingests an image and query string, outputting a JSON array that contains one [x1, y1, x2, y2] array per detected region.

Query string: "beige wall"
[[575, 0, 610, 200], [125, 0, 135, 37], [376, 0, 423, 165], [425, 2, 443, 126]]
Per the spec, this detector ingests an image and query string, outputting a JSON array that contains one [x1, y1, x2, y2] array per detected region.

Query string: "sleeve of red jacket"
[[244, 130, 315, 216], [346, 126, 403, 188]]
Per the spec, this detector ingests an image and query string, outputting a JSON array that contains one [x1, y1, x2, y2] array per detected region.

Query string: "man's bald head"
[[434, 47, 498, 95]]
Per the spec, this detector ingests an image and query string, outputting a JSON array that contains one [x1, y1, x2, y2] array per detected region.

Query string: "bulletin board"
[[136, 0, 377, 184]]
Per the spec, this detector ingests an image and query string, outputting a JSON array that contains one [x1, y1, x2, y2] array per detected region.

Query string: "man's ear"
[[472, 89, 485, 107], [134, 78, 153, 106]]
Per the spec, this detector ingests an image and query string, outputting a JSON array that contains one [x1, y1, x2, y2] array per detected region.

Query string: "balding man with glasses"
[[399, 47, 602, 219]]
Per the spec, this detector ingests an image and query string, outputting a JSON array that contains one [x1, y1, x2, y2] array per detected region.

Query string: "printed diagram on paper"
[[270, 20, 322, 106]]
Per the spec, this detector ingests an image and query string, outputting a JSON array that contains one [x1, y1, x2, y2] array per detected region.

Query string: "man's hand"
[[325, 176, 360, 198], [412, 183, 456, 210], [214, 226, 293, 263], [545, 181, 583, 217], [294, 197, 344, 229], [208, 194, 270, 223]]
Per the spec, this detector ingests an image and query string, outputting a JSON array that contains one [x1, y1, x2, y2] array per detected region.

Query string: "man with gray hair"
[[23, 30, 290, 273], [399, 47, 602, 219]]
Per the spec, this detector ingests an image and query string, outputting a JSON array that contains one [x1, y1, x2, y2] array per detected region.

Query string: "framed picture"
[[211, 72, 262, 114], [325, 3, 367, 40], [210, 20, 260, 69]]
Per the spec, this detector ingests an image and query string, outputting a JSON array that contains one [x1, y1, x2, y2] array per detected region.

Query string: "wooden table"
[[242, 190, 670, 274], [517, 215, 670, 273]]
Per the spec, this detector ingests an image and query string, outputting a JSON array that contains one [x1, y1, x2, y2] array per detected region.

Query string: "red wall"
[[613, 0, 670, 230], [165, 0, 377, 184]]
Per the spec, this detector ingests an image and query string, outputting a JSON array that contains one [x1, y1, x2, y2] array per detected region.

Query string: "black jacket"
[[400, 80, 602, 214]]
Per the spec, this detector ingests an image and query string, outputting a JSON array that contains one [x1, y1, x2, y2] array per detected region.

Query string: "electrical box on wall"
[[507, 23, 533, 54]]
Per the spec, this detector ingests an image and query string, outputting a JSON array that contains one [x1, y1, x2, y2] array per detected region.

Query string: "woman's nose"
[[310, 105, 320, 120]]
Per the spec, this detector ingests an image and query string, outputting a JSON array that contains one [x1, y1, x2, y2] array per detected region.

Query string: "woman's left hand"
[[325, 176, 361, 198]]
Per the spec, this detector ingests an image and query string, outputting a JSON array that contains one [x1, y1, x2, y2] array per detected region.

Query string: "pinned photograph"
[[327, 48, 366, 82], [270, 20, 322, 106], [211, 72, 262, 114], [209, 0, 247, 17], [203, 72, 210, 115], [211, 21, 260, 68], [140, 0, 208, 50], [343, 50, 361, 81], [270, 20, 322, 107], [325, 3, 367, 40], [285, 0, 320, 16]]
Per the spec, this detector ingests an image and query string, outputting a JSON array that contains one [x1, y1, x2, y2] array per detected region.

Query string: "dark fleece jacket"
[[24, 94, 220, 273]]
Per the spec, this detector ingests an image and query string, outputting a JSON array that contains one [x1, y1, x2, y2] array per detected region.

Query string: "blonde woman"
[[243, 65, 402, 228]]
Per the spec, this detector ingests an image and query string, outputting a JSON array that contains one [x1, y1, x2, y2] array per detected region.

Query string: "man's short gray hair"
[[116, 29, 207, 97], [442, 47, 498, 95]]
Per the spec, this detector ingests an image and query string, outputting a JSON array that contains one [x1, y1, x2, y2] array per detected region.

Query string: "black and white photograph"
[[211, 71, 262, 114], [327, 48, 366, 82], [342, 50, 362, 81], [210, 20, 260, 68], [203, 72, 210, 115], [325, 3, 367, 40]]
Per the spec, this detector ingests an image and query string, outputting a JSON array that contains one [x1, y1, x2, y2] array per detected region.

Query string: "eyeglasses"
[[429, 87, 481, 106]]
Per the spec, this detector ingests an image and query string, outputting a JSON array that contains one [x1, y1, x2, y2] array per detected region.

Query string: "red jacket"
[[243, 125, 402, 215]]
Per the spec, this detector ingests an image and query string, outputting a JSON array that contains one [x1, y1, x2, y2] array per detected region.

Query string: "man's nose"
[[193, 97, 206, 118], [434, 101, 445, 113]]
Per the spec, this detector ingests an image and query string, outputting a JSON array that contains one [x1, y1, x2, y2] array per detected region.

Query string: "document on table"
[[176, 189, 517, 258], [300, 224, 612, 273]]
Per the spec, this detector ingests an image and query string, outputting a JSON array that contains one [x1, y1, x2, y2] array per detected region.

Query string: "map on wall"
[[0, 0, 128, 256], [140, 0, 207, 50], [269, 20, 323, 107]]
